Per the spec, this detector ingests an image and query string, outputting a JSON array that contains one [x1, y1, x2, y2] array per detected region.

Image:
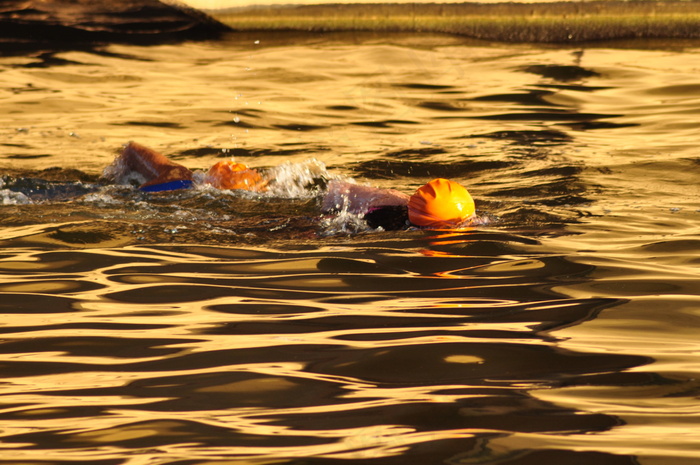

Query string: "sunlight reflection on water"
[[0, 29, 699, 464]]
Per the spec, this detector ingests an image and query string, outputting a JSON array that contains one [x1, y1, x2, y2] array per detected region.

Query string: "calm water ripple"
[[0, 31, 699, 464]]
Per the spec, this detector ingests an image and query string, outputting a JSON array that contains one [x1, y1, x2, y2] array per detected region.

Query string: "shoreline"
[[213, 1, 700, 42]]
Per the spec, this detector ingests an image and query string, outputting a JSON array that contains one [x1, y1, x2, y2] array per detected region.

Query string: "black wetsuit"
[[363, 205, 410, 231]]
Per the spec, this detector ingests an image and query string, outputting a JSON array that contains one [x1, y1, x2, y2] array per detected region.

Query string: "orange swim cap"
[[206, 160, 267, 191], [407, 178, 475, 228]]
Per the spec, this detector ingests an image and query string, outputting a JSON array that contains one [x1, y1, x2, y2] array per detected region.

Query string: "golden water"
[[0, 32, 699, 464]]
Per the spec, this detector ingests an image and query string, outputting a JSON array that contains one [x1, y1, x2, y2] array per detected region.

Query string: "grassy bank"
[[214, 1, 700, 42]]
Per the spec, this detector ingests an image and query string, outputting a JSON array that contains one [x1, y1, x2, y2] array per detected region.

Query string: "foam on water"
[[264, 158, 333, 198], [0, 188, 31, 205]]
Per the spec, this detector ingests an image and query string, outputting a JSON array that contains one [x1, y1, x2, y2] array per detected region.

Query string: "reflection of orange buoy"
[[206, 160, 267, 192], [408, 178, 475, 229]]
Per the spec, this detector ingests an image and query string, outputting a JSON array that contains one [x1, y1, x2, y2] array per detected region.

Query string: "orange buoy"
[[407, 178, 475, 228], [205, 160, 267, 192]]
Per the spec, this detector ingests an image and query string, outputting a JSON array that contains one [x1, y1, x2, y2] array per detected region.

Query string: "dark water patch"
[[533, 194, 590, 207], [216, 118, 259, 129], [476, 449, 640, 465], [487, 178, 586, 199], [13, 51, 87, 68], [351, 158, 514, 180], [397, 83, 455, 90], [175, 146, 315, 160], [0, 405, 110, 421], [48, 227, 115, 245], [382, 147, 447, 159], [495, 206, 583, 230], [79, 371, 356, 411], [0, 336, 189, 359], [470, 129, 573, 145], [351, 120, 394, 128], [466, 297, 623, 332], [1, 142, 33, 149], [307, 341, 648, 386], [178, 146, 229, 157], [521, 64, 600, 81], [351, 119, 419, 128], [207, 302, 324, 315], [266, 397, 621, 436], [0, 278, 103, 294], [274, 123, 327, 131], [104, 343, 343, 374], [121, 120, 184, 129], [473, 109, 622, 122], [326, 104, 360, 111], [471, 89, 559, 107], [522, 165, 583, 177], [25, 222, 135, 248], [1, 174, 98, 200], [417, 100, 467, 112], [0, 249, 159, 274], [105, 283, 234, 304], [466, 254, 592, 280], [0, 321, 173, 335], [565, 120, 640, 131], [534, 82, 613, 92], [571, 277, 699, 298], [25, 167, 98, 183], [0, 359, 99, 378], [641, 238, 700, 254], [642, 82, 700, 96], [202, 314, 524, 338], [0, 293, 79, 314], [4, 153, 52, 159], [561, 370, 675, 390]]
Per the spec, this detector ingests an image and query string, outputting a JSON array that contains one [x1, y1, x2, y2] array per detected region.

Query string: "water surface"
[[0, 32, 699, 464]]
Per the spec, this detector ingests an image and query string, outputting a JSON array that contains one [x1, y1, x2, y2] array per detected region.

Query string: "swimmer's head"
[[206, 160, 267, 191], [408, 178, 475, 229]]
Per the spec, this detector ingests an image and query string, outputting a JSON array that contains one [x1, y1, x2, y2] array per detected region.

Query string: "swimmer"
[[104, 142, 265, 193], [322, 178, 475, 230], [104, 142, 475, 230]]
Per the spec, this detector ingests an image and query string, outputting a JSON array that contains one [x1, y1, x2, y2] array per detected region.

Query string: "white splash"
[[102, 152, 148, 187], [264, 158, 333, 198], [0, 189, 31, 205]]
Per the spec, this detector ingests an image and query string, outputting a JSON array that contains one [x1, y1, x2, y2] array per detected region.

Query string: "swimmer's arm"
[[321, 180, 410, 214], [104, 142, 193, 189]]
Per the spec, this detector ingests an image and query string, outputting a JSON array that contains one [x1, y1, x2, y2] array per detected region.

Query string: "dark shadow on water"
[[521, 64, 600, 82]]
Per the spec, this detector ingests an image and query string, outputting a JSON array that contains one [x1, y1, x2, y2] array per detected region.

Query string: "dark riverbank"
[[0, 0, 231, 55]]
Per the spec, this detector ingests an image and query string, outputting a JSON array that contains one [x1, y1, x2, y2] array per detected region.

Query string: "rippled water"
[[0, 32, 699, 464]]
